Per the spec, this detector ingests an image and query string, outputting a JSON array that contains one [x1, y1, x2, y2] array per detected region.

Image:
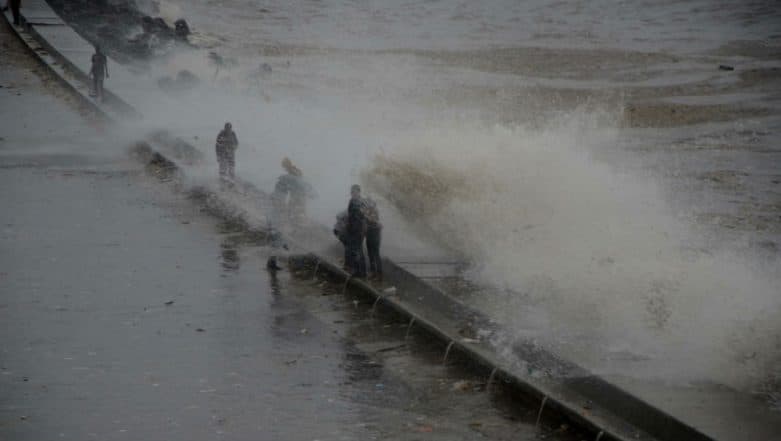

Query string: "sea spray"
[[364, 111, 781, 392]]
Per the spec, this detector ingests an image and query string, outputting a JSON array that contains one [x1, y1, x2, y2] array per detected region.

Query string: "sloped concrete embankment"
[[2, 5, 137, 121], [2, 5, 721, 441]]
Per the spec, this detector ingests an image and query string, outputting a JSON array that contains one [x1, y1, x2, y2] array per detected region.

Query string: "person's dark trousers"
[[93, 77, 104, 101], [345, 235, 367, 278], [336, 236, 349, 268], [10, 0, 21, 25], [366, 227, 382, 277]]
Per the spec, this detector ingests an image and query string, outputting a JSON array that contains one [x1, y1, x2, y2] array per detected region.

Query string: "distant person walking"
[[89, 45, 109, 102], [362, 196, 383, 281], [4, 0, 21, 26], [215, 122, 239, 184], [344, 184, 367, 278]]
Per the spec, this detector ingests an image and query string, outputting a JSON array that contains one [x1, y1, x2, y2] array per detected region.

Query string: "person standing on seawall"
[[344, 184, 367, 278], [215, 122, 239, 186], [89, 45, 109, 102], [362, 196, 382, 281], [272, 157, 313, 226]]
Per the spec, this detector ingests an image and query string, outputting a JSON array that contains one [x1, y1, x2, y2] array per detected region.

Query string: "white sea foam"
[[370, 111, 781, 390]]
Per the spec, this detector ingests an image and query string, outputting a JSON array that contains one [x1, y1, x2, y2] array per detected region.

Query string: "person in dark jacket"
[[6, 0, 21, 26], [89, 45, 109, 102], [344, 184, 367, 278], [215, 122, 239, 183], [362, 196, 382, 280]]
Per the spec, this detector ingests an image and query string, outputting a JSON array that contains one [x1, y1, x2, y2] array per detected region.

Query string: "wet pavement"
[[0, 22, 586, 441], [0, 123, 561, 441]]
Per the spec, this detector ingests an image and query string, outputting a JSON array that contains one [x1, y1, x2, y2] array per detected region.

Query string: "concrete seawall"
[[6, 3, 778, 440]]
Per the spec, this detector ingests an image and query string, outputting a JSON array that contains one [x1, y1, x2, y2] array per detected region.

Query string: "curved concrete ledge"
[[288, 254, 720, 441], [23, 22, 140, 119], [3, 1, 140, 121], [10, 4, 773, 441], [2, 12, 109, 121]]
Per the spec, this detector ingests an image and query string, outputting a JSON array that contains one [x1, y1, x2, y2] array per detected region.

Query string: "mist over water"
[[366, 112, 781, 391], [138, 57, 397, 226], [114, 0, 781, 395]]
